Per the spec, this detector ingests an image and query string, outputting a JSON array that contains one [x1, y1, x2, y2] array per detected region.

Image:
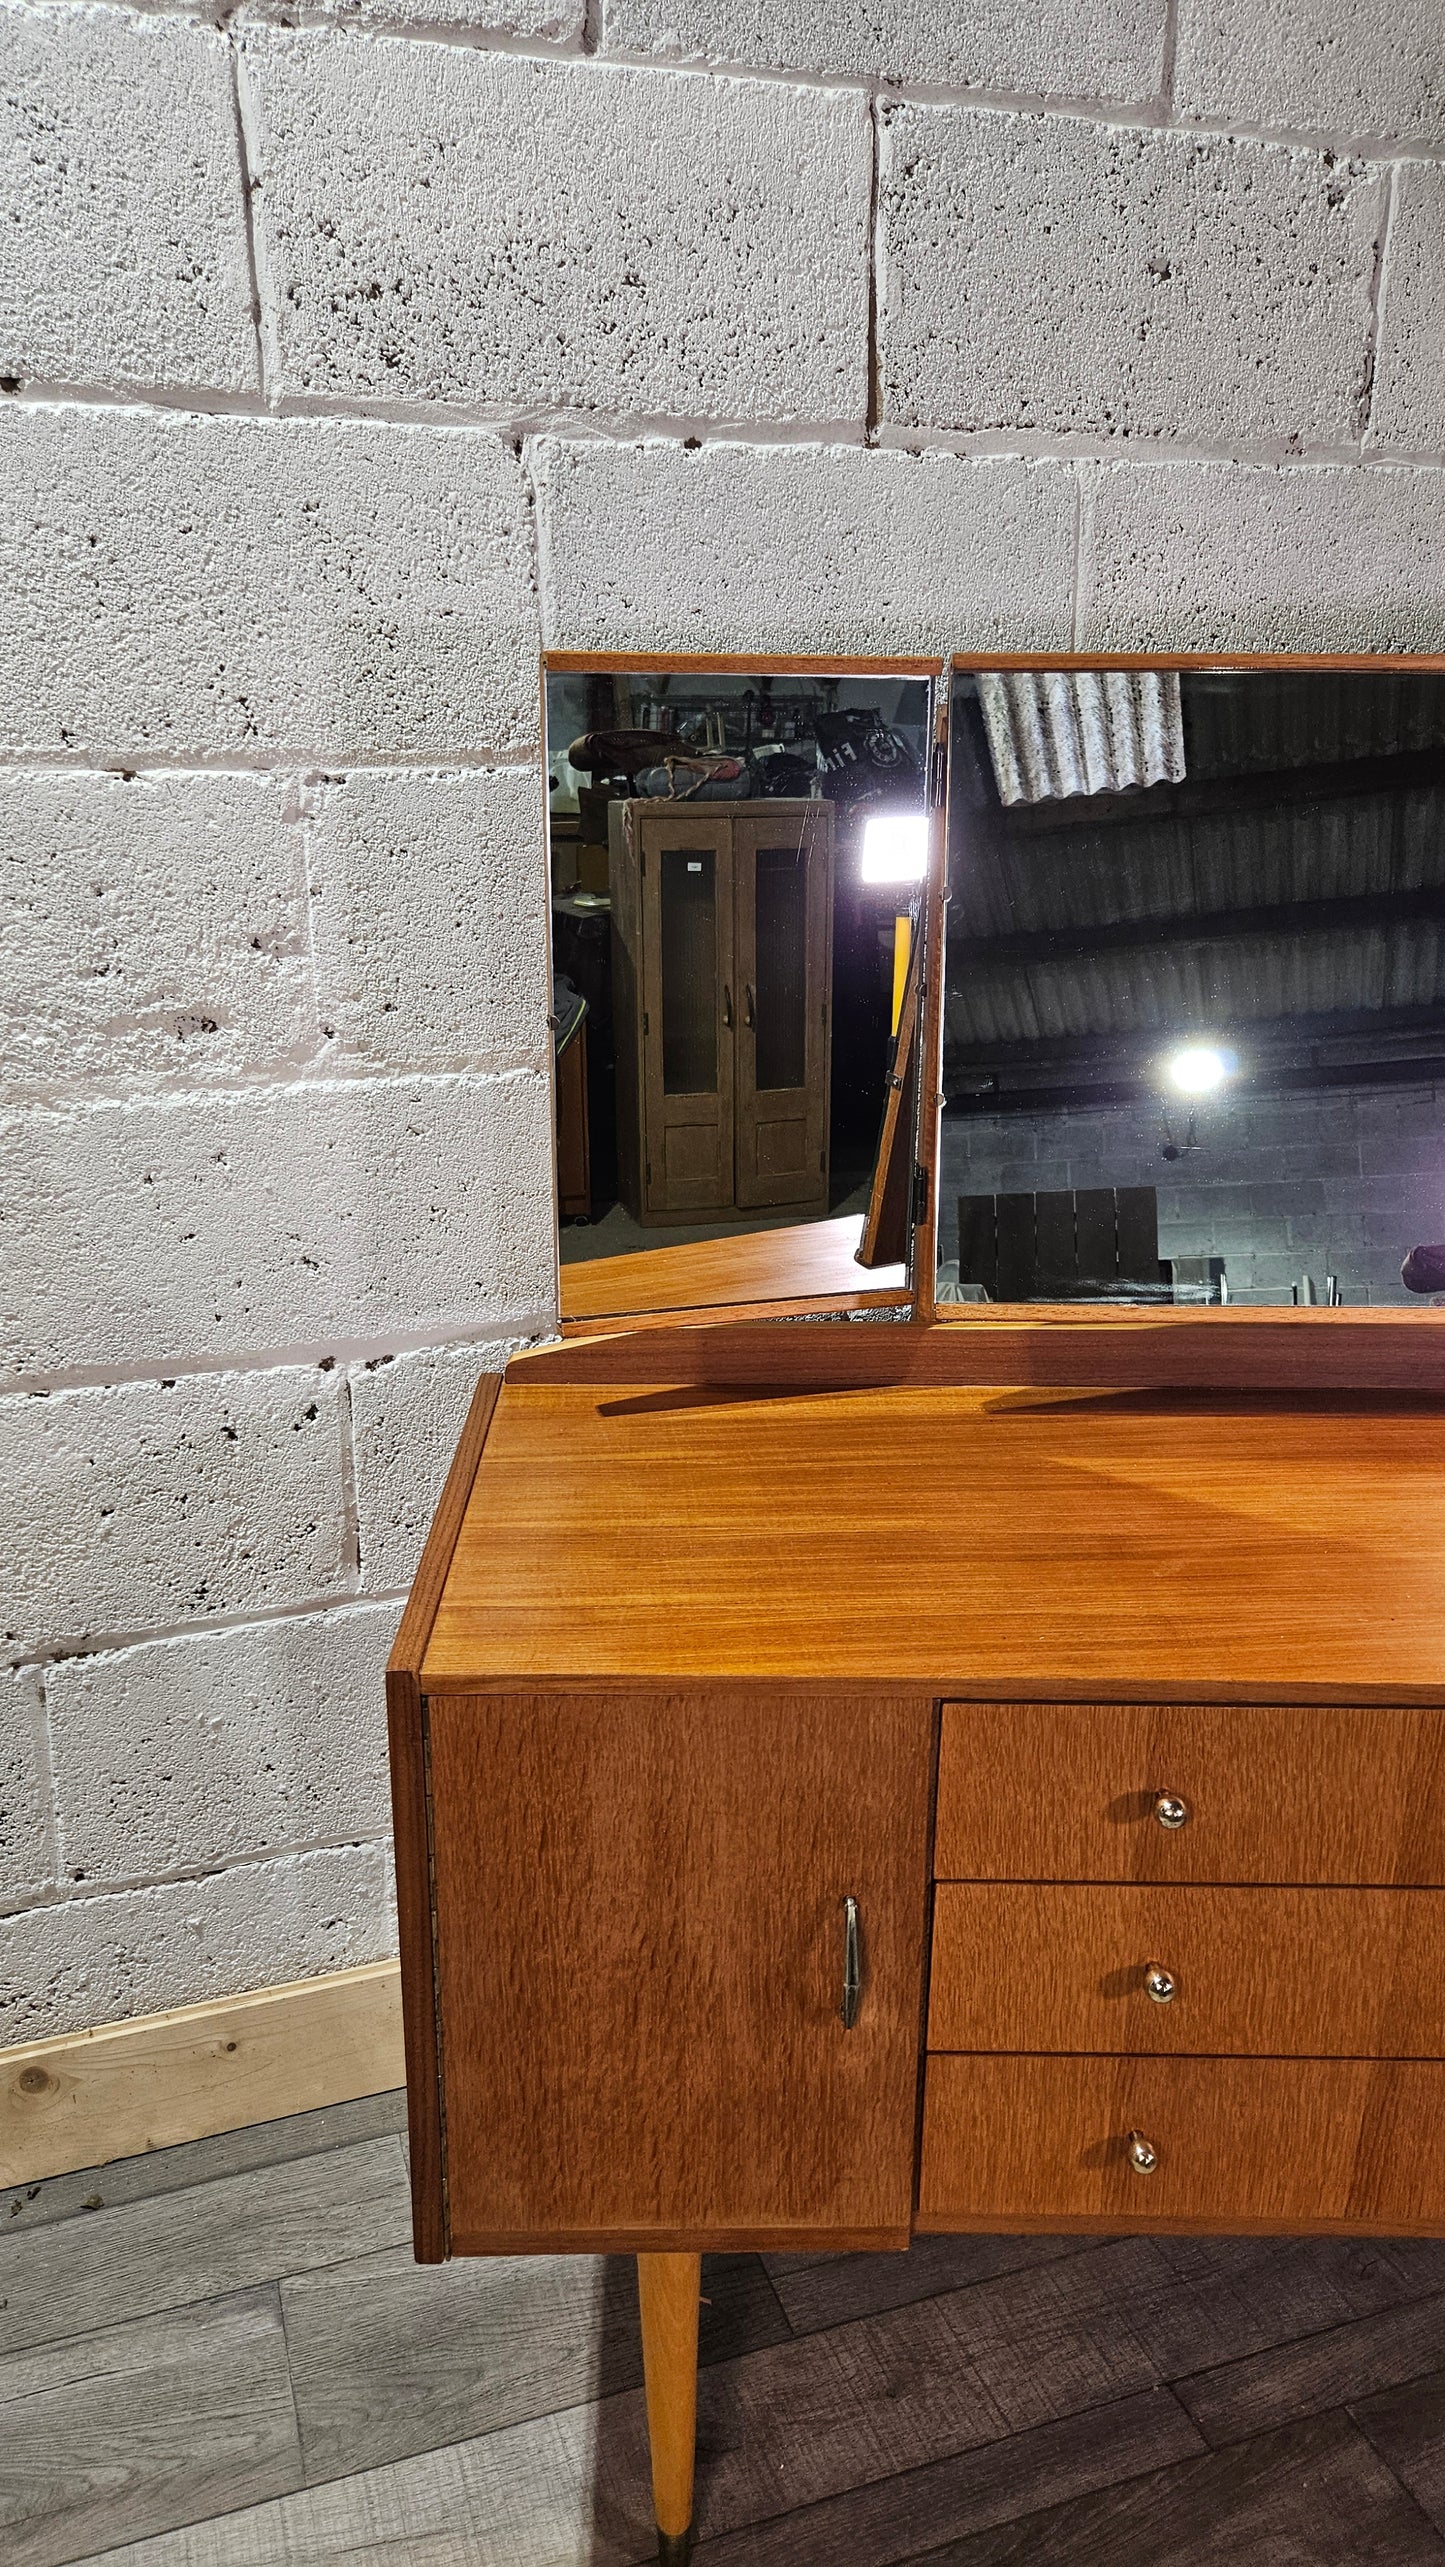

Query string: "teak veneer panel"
[[929, 1884, 1445, 2058], [920, 2055, 1445, 2234], [427, 1690, 934, 2252], [935, 1699, 1445, 1884], [421, 1380, 1445, 1698], [558, 1215, 905, 1326]]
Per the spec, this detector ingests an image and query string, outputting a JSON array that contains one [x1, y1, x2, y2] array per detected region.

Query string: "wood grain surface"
[[934, 1699, 1445, 1884], [388, 1370, 503, 2261], [426, 1691, 934, 2251], [920, 2054, 1445, 2233], [420, 1380, 1445, 1698], [928, 1883, 1445, 2057], [559, 1215, 905, 1324], [0, 1962, 403, 2191], [513, 1311, 1445, 1391]]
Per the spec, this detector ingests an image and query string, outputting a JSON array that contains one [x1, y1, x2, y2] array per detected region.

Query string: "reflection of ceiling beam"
[[951, 882, 1445, 969], [944, 1002, 1445, 1115], [995, 743, 1445, 836], [946, 1000, 1445, 1073]]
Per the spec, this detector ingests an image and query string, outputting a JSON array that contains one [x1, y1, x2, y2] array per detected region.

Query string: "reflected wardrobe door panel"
[[636, 808, 736, 1217], [734, 805, 834, 1212]]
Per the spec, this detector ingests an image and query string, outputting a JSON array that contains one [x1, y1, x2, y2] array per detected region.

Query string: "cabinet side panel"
[[430, 1691, 934, 2250], [387, 1668, 446, 2261], [388, 1372, 504, 2261]]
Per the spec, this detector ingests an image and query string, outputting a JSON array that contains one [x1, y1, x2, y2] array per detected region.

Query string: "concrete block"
[[48, 1601, 401, 1887], [0, 404, 538, 761], [350, 1337, 528, 1594], [241, 34, 870, 425], [307, 770, 549, 1073], [250, 0, 582, 30], [0, 1841, 392, 2044], [1, 2, 257, 394], [879, 107, 1382, 446], [2, 1069, 555, 1384], [0, 771, 310, 1103], [0, 1671, 53, 1910], [602, 0, 1168, 105], [1371, 162, 1445, 453], [0, 1366, 349, 1653], [1081, 460, 1445, 655], [534, 438, 1076, 656], [1176, 1, 1445, 146]]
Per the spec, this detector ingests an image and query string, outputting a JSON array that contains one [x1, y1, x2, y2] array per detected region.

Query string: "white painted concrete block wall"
[[2, 0, 1443, 2041]]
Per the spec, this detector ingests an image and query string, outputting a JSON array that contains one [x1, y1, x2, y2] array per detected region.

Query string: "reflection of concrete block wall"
[[5, 0, 1445, 2039], [940, 1082, 1445, 1306]]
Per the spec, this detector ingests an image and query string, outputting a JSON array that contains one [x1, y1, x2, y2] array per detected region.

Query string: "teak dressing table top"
[[421, 1372, 1445, 1700]]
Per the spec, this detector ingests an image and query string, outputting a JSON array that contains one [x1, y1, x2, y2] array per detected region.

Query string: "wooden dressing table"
[[388, 1316, 1445, 2561]]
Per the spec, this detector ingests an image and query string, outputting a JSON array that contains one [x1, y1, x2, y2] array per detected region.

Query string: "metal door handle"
[[840, 1895, 861, 2029], [744, 982, 756, 1029], [722, 983, 733, 1028]]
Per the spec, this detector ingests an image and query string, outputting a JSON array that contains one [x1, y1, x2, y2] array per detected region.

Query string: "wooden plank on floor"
[[0, 1962, 404, 2188], [61, 2389, 657, 2567], [764, 2236, 1096, 2337], [282, 2246, 788, 2487], [919, 2409, 1445, 2565], [1357, 2368, 1445, 2540], [690, 2389, 1203, 2567], [2, 2090, 407, 2237], [1176, 2287, 1445, 2448], [0, 2285, 302, 2567], [0, 2134, 411, 2357]]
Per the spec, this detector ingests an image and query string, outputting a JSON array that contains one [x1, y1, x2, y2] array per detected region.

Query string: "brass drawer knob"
[[1144, 1962, 1177, 2005], [1154, 1792, 1190, 1830], [1127, 2131, 1159, 2175]]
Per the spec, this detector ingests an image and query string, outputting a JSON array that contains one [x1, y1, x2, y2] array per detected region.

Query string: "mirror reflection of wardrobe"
[[609, 798, 833, 1222], [546, 656, 937, 1326]]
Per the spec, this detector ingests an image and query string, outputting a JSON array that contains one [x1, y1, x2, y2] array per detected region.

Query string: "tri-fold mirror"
[[545, 653, 1445, 1329]]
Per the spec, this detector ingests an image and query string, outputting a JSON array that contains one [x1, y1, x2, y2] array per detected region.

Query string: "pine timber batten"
[[509, 1311, 1445, 1391], [0, 1962, 403, 2190]]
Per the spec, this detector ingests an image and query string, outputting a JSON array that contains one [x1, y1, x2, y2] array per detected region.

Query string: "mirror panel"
[[938, 663, 1445, 1314], [546, 659, 935, 1325]]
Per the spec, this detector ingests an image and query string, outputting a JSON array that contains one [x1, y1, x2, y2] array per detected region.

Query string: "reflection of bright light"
[[1167, 1045, 1231, 1095], [860, 812, 929, 885]]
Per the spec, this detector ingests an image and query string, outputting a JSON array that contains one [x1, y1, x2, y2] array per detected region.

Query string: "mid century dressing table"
[[393, 645, 1445, 2554], [388, 1311, 1445, 2561]]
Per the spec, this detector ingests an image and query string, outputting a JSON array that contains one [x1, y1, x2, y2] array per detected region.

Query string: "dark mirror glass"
[[939, 665, 1445, 1311]]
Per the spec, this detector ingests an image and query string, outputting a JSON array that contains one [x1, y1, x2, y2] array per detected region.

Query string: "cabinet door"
[[428, 1690, 934, 2252], [733, 808, 833, 1210], [639, 810, 735, 1215]]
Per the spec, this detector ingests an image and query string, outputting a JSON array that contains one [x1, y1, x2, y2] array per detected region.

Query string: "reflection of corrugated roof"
[[947, 925, 1445, 1050], [1184, 671, 1445, 778], [979, 669, 1185, 803], [948, 666, 1445, 1065]]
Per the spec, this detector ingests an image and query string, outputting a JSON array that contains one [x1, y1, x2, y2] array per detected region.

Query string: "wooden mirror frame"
[[914, 651, 1445, 1385], [543, 651, 945, 1334]]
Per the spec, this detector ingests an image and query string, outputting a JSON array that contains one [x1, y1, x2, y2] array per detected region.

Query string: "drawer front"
[[920, 2054, 1445, 2233], [935, 1699, 1445, 1885], [929, 1882, 1445, 2057]]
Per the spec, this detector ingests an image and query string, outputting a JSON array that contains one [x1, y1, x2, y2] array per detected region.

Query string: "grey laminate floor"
[[9, 2093, 1445, 2565]]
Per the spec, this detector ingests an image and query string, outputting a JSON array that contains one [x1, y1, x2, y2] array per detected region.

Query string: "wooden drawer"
[[929, 1882, 1445, 2057], [919, 2054, 1445, 2233], [935, 1699, 1445, 1885]]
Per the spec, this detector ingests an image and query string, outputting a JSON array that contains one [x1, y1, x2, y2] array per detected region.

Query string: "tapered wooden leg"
[[637, 2251, 701, 2563]]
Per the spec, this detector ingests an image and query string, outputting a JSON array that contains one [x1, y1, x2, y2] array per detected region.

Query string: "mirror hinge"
[[912, 1163, 930, 1223]]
